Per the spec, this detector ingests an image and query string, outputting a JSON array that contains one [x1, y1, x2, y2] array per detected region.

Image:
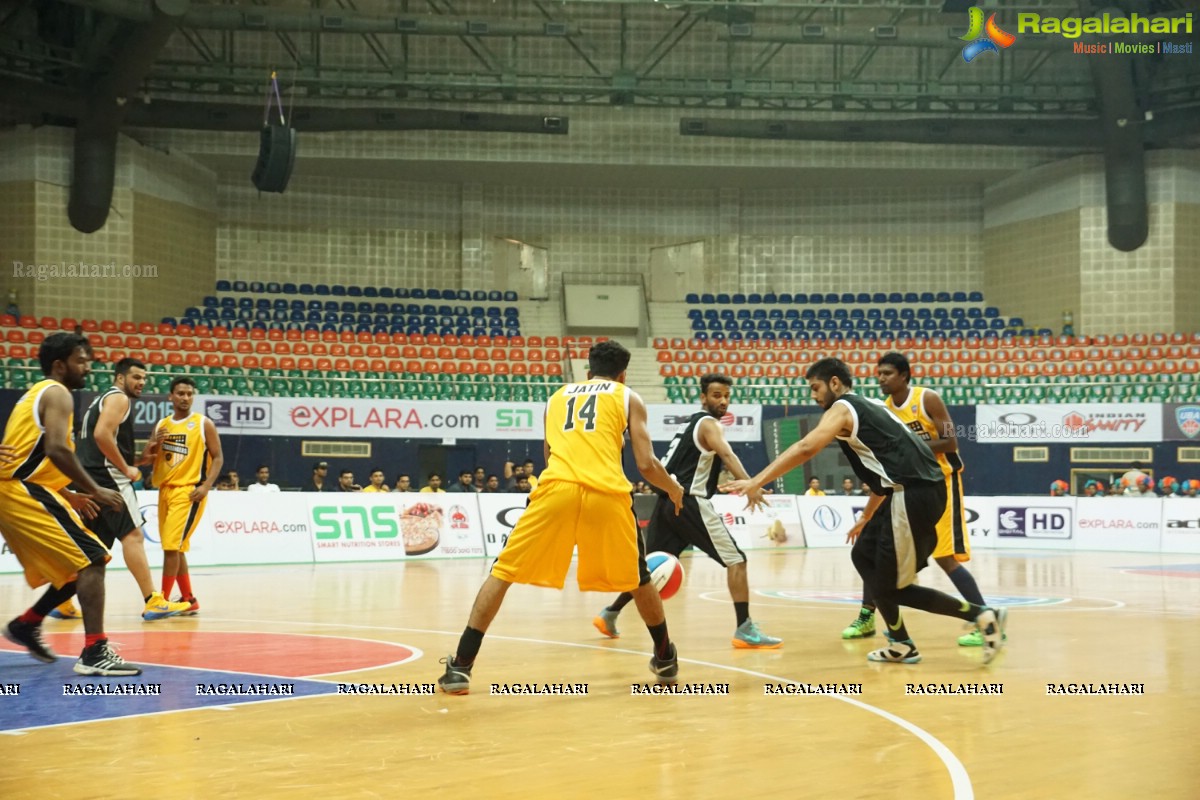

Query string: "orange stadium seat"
[[370, 359, 387, 373], [143, 336, 161, 350], [347, 344, 364, 357], [203, 354, 221, 368], [730, 365, 747, 379], [242, 355, 260, 369], [166, 352, 184, 367], [1059, 362, 1077, 376], [527, 336, 543, 348], [117, 321, 135, 334], [406, 360, 422, 373], [217, 340, 234, 354], [442, 362, 459, 375], [427, 334, 443, 347], [221, 355, 238, 369], [1139, 361, 1159, 376], [528, 349, 543, 362], [1079, 362, 1097, 376], [424, 361, 441, 374], [511, 363, 527, 376], [965, 364, 982, 379], [436, 346, 452, 360], [353, 359, 369, 372], [304, 357, 322, 371], [546, 363, 562, 377], [1161, 360, 1179, 375], [236, 341, 253, 354], [333, 358, 351, 371], [476, 362, 492, 376], [249, 328, 266, 341]]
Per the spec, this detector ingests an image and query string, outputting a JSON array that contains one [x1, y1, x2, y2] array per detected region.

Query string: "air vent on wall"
[[1069, 447, 1153, 463], [303, 441, 372, 459], [1178, 447, 1200, 463], [1013, 447, 1049, 463]]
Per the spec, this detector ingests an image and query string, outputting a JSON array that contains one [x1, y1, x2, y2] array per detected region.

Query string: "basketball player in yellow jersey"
[[840, 351, 999, 648], [143, 376, 223, 615], [438, 340, 686, 694], [0, 333, 143, 676]]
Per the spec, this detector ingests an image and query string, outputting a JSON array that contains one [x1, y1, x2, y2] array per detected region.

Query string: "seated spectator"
[[246, 464, 280, 493], [483, 474, 500, 492], [473, 466, 486, 492], [1049, 479, 1069, 497], [336, 470, 361, 492], [420, 473, 445, 493], [362, 468, 390, 493], [310, 461, 329, 492], [860, 481, 871, 495], [394, 474, 413, 492], [522, 458, 539, 490], [227, 470, 242, 491], [1082, 480, 1102, 497], [514, 476, 532, 493], [1183, 479, 1200, 497], [503, 460, 526, 491], [215, 474, 234, 491], [448, 469, 476, 493], [805, 477, 826, 496], [842, 477, 862, 496], [1123, 474, 1156, 498]]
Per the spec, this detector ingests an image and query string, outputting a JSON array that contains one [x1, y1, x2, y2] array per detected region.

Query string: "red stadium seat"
[[260, 355, 278, 370], [527, 336, 543, 348]]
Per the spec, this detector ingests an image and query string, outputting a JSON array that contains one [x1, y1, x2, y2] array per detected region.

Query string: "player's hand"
[[0, 443, 17, 464], [666, 479, 684, 516], [123, 465, 141, 482], [154, 427, 167, 444], [722, 479, 766, 512], [845, 517, 868, 544], [93, 487, 124, 511], [189, 484, 210, 502], [62, 489, 101, 520]]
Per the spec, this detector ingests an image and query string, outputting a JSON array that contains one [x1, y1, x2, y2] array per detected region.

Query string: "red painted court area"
[[0, 630, 417, 677]]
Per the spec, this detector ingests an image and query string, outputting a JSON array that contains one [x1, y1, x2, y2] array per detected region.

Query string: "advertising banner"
[[1160, 498, 1200, 554], [794, 495, 866, 549], [1162, 403, 1200, 441], [708, 493, 805, 551], [1073, 497, 1161, 553], [962, 495, 1001, 551], [137, 491, 315, 567], [975, 403, 1161, 443], [476, 493, 531, 558], [197, 397, 545, 440], [308, 492, 486, 563], [645, 404, 762, 443], [993, 496, 1076, 551]]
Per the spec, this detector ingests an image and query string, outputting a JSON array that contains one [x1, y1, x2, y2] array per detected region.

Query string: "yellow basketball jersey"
[[541, 379, 631, 495], [885, 386, 957, 477], [151, 413, 209, 488], [0, 379, 74, 491]]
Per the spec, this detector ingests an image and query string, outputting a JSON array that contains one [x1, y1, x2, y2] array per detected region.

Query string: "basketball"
[[645, 551, 684, 600]]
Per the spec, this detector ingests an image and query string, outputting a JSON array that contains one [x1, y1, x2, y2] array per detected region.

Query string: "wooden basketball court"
[[2, 548, 1198, 799]]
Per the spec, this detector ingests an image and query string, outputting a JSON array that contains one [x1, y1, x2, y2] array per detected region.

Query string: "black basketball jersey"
[[77, 388, 134, 472], [834, 393, 942, 494], [661, 411, 722, 498]]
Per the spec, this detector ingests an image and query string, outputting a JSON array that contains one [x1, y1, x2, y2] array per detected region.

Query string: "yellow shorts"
[[158, 485, 208, 552], [0, 480, 110, 589], [932, 469, 970, 562], [491, 480, 642, 592]]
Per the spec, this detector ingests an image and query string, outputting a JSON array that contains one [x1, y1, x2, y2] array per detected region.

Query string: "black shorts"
[[645, 495, 746, 568], [79, 467, 145, 548], [851, 481, 945, 590]]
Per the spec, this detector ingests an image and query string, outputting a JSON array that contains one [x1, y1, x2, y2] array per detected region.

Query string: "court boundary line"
[[212, 617, 976, 800]]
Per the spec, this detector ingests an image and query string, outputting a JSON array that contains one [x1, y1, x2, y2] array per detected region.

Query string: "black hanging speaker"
[[251, 124, 297, 193]]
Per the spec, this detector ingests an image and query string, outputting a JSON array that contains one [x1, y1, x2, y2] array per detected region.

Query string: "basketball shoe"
[[74, 639, 142, 676], [975, 607, 1007, 665], [592, 607, 620, 639], [732, 619, 783, 649], [4, 619, 58, 663], [437, 654, 472, 695], [649, 643, 678, 683], [143, 592, 191, 621], [176, 596, 200, 616], [841, 609, 876, 639], [48, 600, 82, 620], [866, 637, 922, 664]]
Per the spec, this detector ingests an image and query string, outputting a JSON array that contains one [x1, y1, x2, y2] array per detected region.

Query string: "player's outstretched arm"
[[698, 417, 751, 482], [40, 386, 122, 510], [921, 389, 959, 455], [627, 390, 684, 513]]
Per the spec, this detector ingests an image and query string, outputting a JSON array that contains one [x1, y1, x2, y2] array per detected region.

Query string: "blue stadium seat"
[[950, 307, 965, 318], [866, 308, 881, 320], [903, 292, 918, 303], [237, 298, 252, 310], [232, 280, 248, 292], [487, 290, 501, 302], [872, 319, 888, 331], [331, 285, 347, 297], [394, 288, 410, 299], [745, 293, 759, 304], [687, 309, 702, 320], [984, 306, 1000, 318], [809, 294, 823, 305], [744, 330, 759, 341], [249, 281, 265, 293], [700, 293, 715, 304], [763, 292, 778, 303], [825, 293, 840, 303], [691, 319, 707, 332], [833, 309, 848, 320], [752, 309, 766, 320], [161, 316, 178, 327], [735, 310, 749, 320], [767, 309, 783, 320], [280, 283, 297, 294], [216, 280, 232, 292], [919, 292, 935, 303], [935, 292, 951, 303], [728, 331, 743, 342], [503, 291, 518, 302], [794, 293, 808, 303], [956, 318, 972, 330], [298, 284, 313, 295], [716, 293, 732, 304], [379, 287, 395, 299], [872, 293, 887, 304], [412, 288, 427, 299], [693, 331, 708, 342], [932, 308, 947, 319], [266, 282, 282, 294], [1038, 328, 1054, 337], [968, 291, 984, 302], [778, 293, 793, 303], [849, 309, 864, 319], [882, 308, 898, 319], [220, 297, 236, 308], [888, 292, 903, 303], [220, 308, 237, 320], [855, 293, 871, 304], [828, 331, 844, 342], [315, 285, 331, 296], [472, 290, 487, 302], [360, 287, 376, 298], [773, 320, 787, 331], [861, 330, 877, 342], [685, 293, 701, 304], [203, 296, 219, 308], [951, 291, 967, 303], [1009, 317, 1024, 328], [990, 318, 1006, 329], [777, 330, 793, 342], [427, 289, 442, 300], [254, 298, 269, 309]]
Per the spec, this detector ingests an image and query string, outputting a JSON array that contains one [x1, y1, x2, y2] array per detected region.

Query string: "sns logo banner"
[[998, 507, 1071, 539]]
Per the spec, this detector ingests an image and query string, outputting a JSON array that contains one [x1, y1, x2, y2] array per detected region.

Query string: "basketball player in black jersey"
[[724, 358, 1005, 664], [595, 374, 782, 649], [74, 359, 190, 621]]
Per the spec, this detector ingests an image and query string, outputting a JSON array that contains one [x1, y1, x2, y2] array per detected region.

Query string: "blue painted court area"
[[0, 650, 338, 732]]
